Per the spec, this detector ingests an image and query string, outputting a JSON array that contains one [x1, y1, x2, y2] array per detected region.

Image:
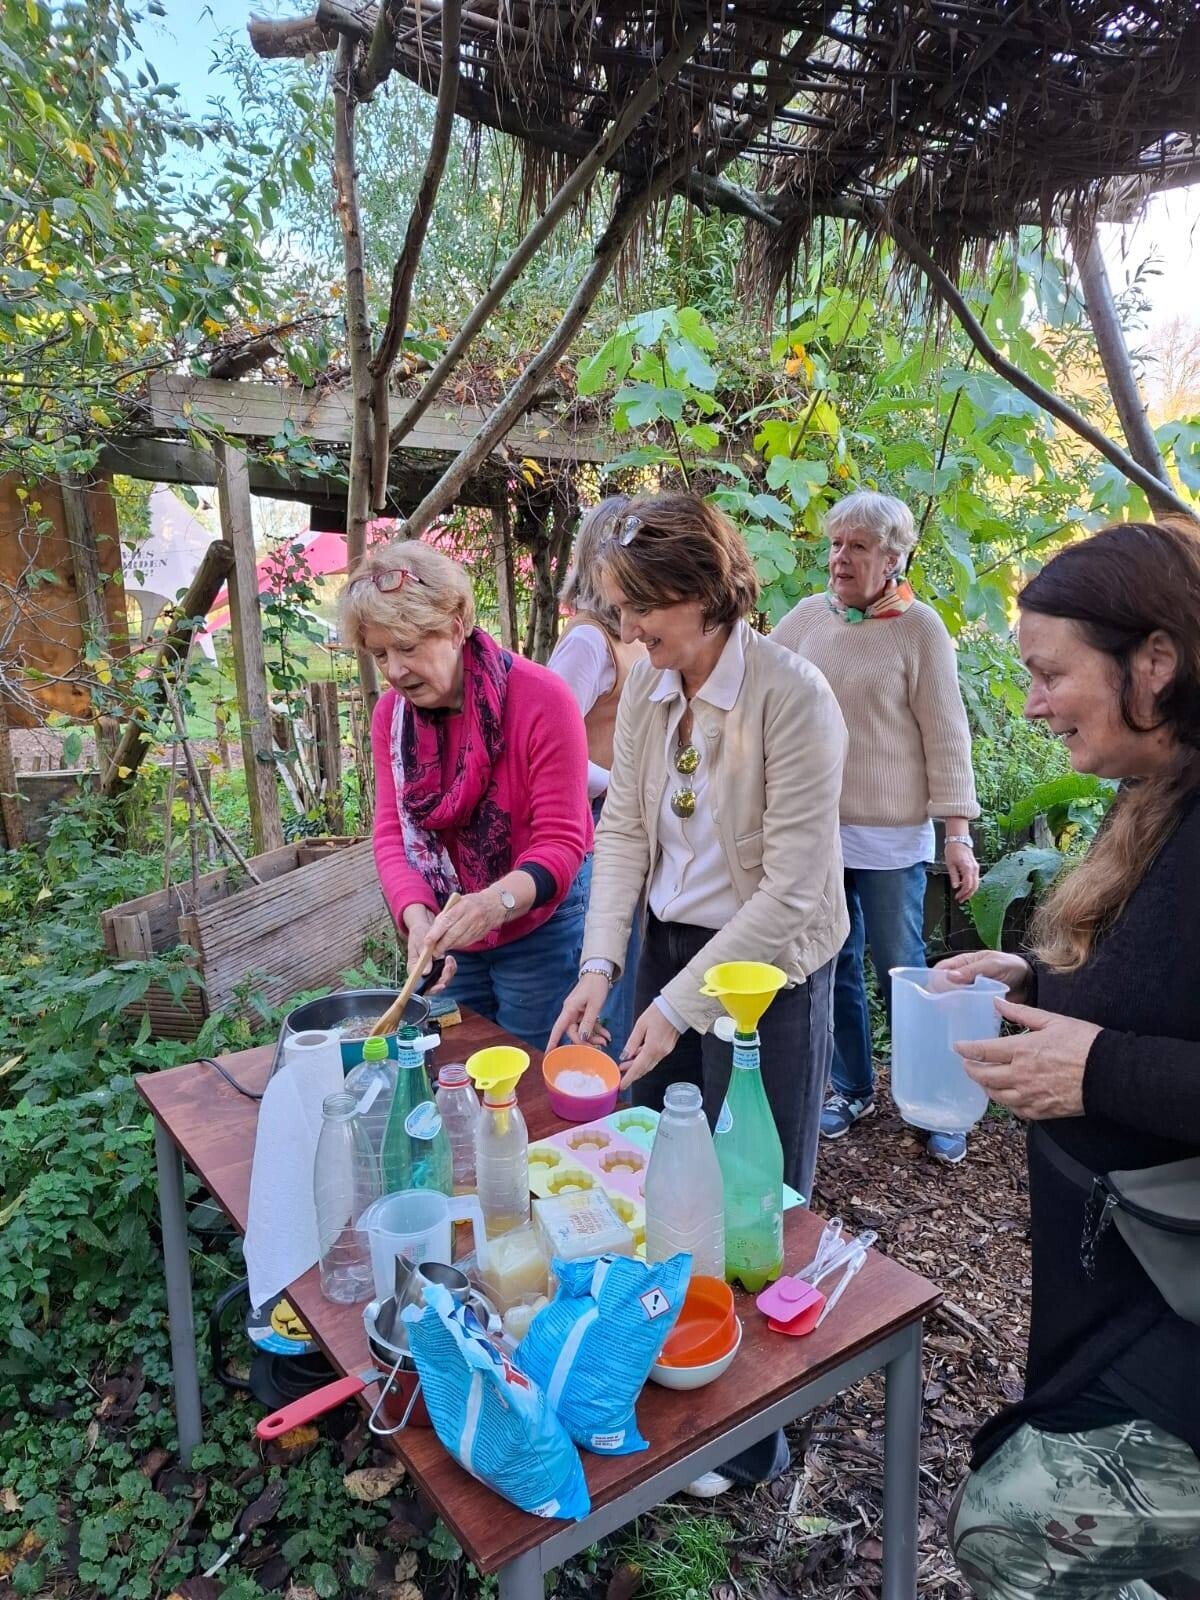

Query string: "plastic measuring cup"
[[358, 1189, 489, 1300], [889, 967, 1009, 1134]]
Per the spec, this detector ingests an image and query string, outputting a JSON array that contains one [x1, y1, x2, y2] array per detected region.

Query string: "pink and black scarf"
[[390, 629, 513, 903]]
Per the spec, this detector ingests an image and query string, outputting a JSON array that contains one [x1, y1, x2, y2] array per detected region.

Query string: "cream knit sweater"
[[772, 595, 979, 827]]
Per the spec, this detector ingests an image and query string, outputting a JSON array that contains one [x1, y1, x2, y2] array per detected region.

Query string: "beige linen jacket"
[[582, 620, 850, 1035]]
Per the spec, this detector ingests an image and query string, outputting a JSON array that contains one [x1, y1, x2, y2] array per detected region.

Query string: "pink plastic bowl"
[[542, 1044, 620, 1122]]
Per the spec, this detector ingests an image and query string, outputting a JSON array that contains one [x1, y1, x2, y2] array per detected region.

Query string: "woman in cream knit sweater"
[[774, 490, 981, 1164]]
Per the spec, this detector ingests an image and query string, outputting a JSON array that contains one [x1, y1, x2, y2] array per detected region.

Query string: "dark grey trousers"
[[631, 913, 834, 1203], [631, 913, 834, 1487]]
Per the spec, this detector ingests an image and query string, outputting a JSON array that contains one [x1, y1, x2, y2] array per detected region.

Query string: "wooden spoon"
[[369, 892, 460, 1038]]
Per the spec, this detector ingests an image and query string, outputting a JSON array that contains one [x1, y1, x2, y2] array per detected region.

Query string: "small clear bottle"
[[343, 1036, 396, 1186], [644, 1081, 725, 1277], [313, 1091, 378, 1303], [475, 1088, 530, 1238], [436, 1062, 480, 1194]]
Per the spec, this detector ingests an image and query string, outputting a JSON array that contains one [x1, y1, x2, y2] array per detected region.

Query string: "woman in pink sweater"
[[340, 540, 593, 1050]]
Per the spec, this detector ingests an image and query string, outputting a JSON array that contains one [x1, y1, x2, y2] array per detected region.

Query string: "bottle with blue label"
[[380, 1025, 452, 1194]]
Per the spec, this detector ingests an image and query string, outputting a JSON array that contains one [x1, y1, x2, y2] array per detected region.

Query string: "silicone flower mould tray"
[[528, 1108, 660, 1256]]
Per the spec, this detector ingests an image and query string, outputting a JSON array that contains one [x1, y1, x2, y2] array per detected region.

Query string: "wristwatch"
[[496, 886, 518, 920], [945, 834, 974, 847]]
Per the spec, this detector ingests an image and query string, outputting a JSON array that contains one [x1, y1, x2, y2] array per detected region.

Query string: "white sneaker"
[[682, 1470, 735, 1499]]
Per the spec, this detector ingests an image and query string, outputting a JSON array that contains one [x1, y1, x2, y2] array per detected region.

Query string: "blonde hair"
[[558, 496, 628, 638], [596, 492, 759, 628], [825, 491, 917, 567], [1021, 521, 1200, 972], [339, 538, 475, 650]]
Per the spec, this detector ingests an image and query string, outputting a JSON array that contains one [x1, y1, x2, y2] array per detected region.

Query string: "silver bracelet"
[[944, 834, 974, 847], [579, 959, 615, 985]]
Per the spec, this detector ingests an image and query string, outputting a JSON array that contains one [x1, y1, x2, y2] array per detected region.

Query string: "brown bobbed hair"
[[595, 491, 759, 629], [1020, 519, 1200, 972], [339, 538, 475, 651]]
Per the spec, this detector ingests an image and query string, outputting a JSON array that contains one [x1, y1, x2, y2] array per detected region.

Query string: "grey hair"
[[824, 490, 918, 567], [558, 495, 629, 637]]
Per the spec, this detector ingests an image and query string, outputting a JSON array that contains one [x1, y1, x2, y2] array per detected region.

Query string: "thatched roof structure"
[[258, 1, 1200, 292]]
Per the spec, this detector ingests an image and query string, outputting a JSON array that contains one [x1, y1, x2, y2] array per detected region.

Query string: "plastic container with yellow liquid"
[[467, 1046, 532, 1238]]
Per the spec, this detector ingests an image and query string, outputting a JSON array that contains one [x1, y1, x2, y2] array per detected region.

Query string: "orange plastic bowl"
[[542, 1044, 620, 1122], [657, 1276, 738, 1368]]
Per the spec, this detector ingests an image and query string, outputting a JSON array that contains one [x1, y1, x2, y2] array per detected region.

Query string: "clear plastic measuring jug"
[[889, 967, 1009, 1134]]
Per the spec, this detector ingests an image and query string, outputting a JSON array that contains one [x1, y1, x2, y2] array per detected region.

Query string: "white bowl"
[[648, 1317, 743, 1391]]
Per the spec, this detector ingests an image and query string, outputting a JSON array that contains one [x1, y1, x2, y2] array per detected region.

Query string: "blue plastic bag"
[[402, 1284, 590, 1521], [515, 1252, 691, 1454]]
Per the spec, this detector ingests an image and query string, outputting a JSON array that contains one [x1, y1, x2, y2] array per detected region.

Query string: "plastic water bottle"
[[714, 1026, 784, 1292], [436, 1062, 481, 1194], [475, 1088, 529, 1238], [644, 1082, 725, 1277], [344, 1036, 396, 1185], [314, 1091, 378, 1303], [381, 1026, 452, 1195]]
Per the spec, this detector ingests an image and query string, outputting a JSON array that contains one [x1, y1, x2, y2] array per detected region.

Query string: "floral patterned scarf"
[[825, 577, 916, 624], [390, 629, 513, 901]]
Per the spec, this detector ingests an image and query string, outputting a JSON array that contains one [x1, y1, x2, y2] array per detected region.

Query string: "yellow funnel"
[[466, 1045, 530, 1101], [700, 961, 788, 1034]]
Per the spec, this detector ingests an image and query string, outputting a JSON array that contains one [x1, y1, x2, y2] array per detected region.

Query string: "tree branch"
[[399, 146, 698, 539], [835, 197, 1200, 525], [356, 0, 404, 97], [368, 0, 462, 508], [1069, 215, 1179, 520], [389, 15, 709, 451], [331, 33, 381, 699]]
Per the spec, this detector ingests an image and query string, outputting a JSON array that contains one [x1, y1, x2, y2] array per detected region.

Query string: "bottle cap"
[[361, 1037, 388, 1061]]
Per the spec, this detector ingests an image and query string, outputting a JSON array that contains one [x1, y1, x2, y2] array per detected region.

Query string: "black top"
[[971, 790, 1200, 1468]]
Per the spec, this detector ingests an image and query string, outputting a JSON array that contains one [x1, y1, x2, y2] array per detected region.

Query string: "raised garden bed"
[[99, 836, 392, 1040]]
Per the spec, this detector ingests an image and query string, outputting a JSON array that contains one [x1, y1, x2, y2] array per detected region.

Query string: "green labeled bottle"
[[714, 1025, 784, 1292], [380, 1025, 452, 1195]]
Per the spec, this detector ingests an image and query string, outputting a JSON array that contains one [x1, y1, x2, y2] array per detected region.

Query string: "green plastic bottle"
[[714, 1025, 784, 1292], [380, 1025, 452, 1195]]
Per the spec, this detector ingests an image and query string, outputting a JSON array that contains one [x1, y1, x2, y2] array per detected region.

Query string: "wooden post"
[[491, 497, 519, 650], [214, 441, 284, 854], [310, 679, 345, 833], [60, 473, 119, 769], [0, 698, 24, 849]]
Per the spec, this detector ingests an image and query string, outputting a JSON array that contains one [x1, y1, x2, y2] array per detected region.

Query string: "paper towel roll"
[[244, 1029, 346, 1306]]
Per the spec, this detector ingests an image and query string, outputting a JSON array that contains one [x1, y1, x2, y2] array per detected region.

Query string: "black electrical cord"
[[199, 1056, 264, 1101]]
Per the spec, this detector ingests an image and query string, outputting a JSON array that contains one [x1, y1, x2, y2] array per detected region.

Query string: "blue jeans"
[[445, 856, 591, 1052], [831, 863, 928, 1100], [591, 793, 642, 1062]]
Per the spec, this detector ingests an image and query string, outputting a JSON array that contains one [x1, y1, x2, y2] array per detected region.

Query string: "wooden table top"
[[137, 1014, 941, 1575]]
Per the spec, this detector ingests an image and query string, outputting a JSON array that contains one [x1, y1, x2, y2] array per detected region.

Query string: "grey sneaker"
[[927, 1130, 967, 1165], [819, 1092, 876, 1139]]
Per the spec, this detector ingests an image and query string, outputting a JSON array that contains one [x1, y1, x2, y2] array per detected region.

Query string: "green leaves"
[[970, 848, 1063, 949]]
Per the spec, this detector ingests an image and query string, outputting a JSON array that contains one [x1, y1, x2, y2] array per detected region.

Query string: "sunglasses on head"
[[353, 567, 426, 595]]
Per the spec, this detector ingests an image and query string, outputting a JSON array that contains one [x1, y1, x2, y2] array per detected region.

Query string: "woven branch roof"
[[259, 1, 1200, 289]]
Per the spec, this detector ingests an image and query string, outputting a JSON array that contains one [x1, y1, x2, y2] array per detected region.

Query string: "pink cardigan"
[[371, 653, 593, 951]]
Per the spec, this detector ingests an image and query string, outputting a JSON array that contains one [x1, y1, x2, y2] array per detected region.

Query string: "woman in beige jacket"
[[548, 491, 848, 1205]]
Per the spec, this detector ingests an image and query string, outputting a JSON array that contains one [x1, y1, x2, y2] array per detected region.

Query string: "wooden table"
[[137, 1013, 940, 1600]]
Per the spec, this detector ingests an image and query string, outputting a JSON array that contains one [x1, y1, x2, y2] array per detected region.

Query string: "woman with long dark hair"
[[938, 521, 1200, 1598]]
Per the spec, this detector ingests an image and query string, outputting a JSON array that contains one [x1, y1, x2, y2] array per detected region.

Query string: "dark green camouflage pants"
[[949, 1420, 1200, 1600]]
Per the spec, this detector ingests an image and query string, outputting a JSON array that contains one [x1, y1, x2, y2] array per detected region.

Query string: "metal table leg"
[[497, 1548, 543, 1600], [882, 1319, 923, 1600], [154, 1120, 203, 1464]]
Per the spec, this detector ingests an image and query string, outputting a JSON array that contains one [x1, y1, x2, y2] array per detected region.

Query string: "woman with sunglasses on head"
[[547, 492, 848, 1497], [547, 495, 648, 1058], [339, 540, 593, 1050]]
